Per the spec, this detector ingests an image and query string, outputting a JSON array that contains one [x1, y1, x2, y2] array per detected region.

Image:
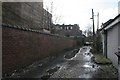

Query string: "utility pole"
[[92, 9, 95, 37], [91, 9, 95, 53]]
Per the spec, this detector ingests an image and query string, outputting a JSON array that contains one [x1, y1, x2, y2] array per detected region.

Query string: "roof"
[[99, 19, 113, 31], [43, 9, 52, 17], [100, 14, 120, 31], [55, 24, 79, 27], [115, 52, 120, 57], [103, 19, 113, 28]]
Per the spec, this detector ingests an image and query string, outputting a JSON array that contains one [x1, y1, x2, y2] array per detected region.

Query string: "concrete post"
[[115, 52, 120, 80]]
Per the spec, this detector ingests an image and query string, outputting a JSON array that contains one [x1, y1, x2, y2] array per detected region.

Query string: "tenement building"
[[54, 24, 82, 37]]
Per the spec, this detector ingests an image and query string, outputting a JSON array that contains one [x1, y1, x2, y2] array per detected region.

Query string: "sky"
[[44, 0, 119, 31]]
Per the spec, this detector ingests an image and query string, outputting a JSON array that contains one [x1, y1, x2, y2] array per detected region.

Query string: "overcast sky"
[[44, 0, 119, 31]]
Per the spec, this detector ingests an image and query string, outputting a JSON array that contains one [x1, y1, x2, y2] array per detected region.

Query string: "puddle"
[[59, 65, 67, 70], [41, 65, 60, 79], [79, 74, 91, 78], [67, 60, 80, 69], [83, 64, 92, 68], [64, 49, 79, 60], [46, 66, 60, 74], [83, 62, 93, 68], [83, 62, 99, 69], [41, 73, 51, 80], [64, 54, 77, 60]]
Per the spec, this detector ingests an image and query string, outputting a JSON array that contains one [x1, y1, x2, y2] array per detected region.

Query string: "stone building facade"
[[54, 24, 82, 37], [2, 2, 53, 32], [43, 9, 52, 33], [2, 2, 43, 31]]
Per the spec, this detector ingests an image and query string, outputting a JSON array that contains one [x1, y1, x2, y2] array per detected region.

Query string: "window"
[[67, 27, 69, 30]]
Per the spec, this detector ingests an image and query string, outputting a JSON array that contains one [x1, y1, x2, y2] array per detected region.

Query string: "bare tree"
[[44, 0, 62, 34], [84, 24, 93, 42], [84, 25, 93, 37], [44, 0, 62, 24]]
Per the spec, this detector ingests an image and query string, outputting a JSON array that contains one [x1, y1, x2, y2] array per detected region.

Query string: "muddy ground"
[[4, 46, 118, 79]]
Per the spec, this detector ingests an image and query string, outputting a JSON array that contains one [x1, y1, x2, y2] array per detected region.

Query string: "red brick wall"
[[2, 27, 76, 75]]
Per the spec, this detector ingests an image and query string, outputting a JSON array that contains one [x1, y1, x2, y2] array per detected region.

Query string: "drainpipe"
[[115, 50, 120, 80]]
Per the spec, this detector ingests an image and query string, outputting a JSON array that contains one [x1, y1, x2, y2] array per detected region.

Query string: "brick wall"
[[2, 27, 76, 75]]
